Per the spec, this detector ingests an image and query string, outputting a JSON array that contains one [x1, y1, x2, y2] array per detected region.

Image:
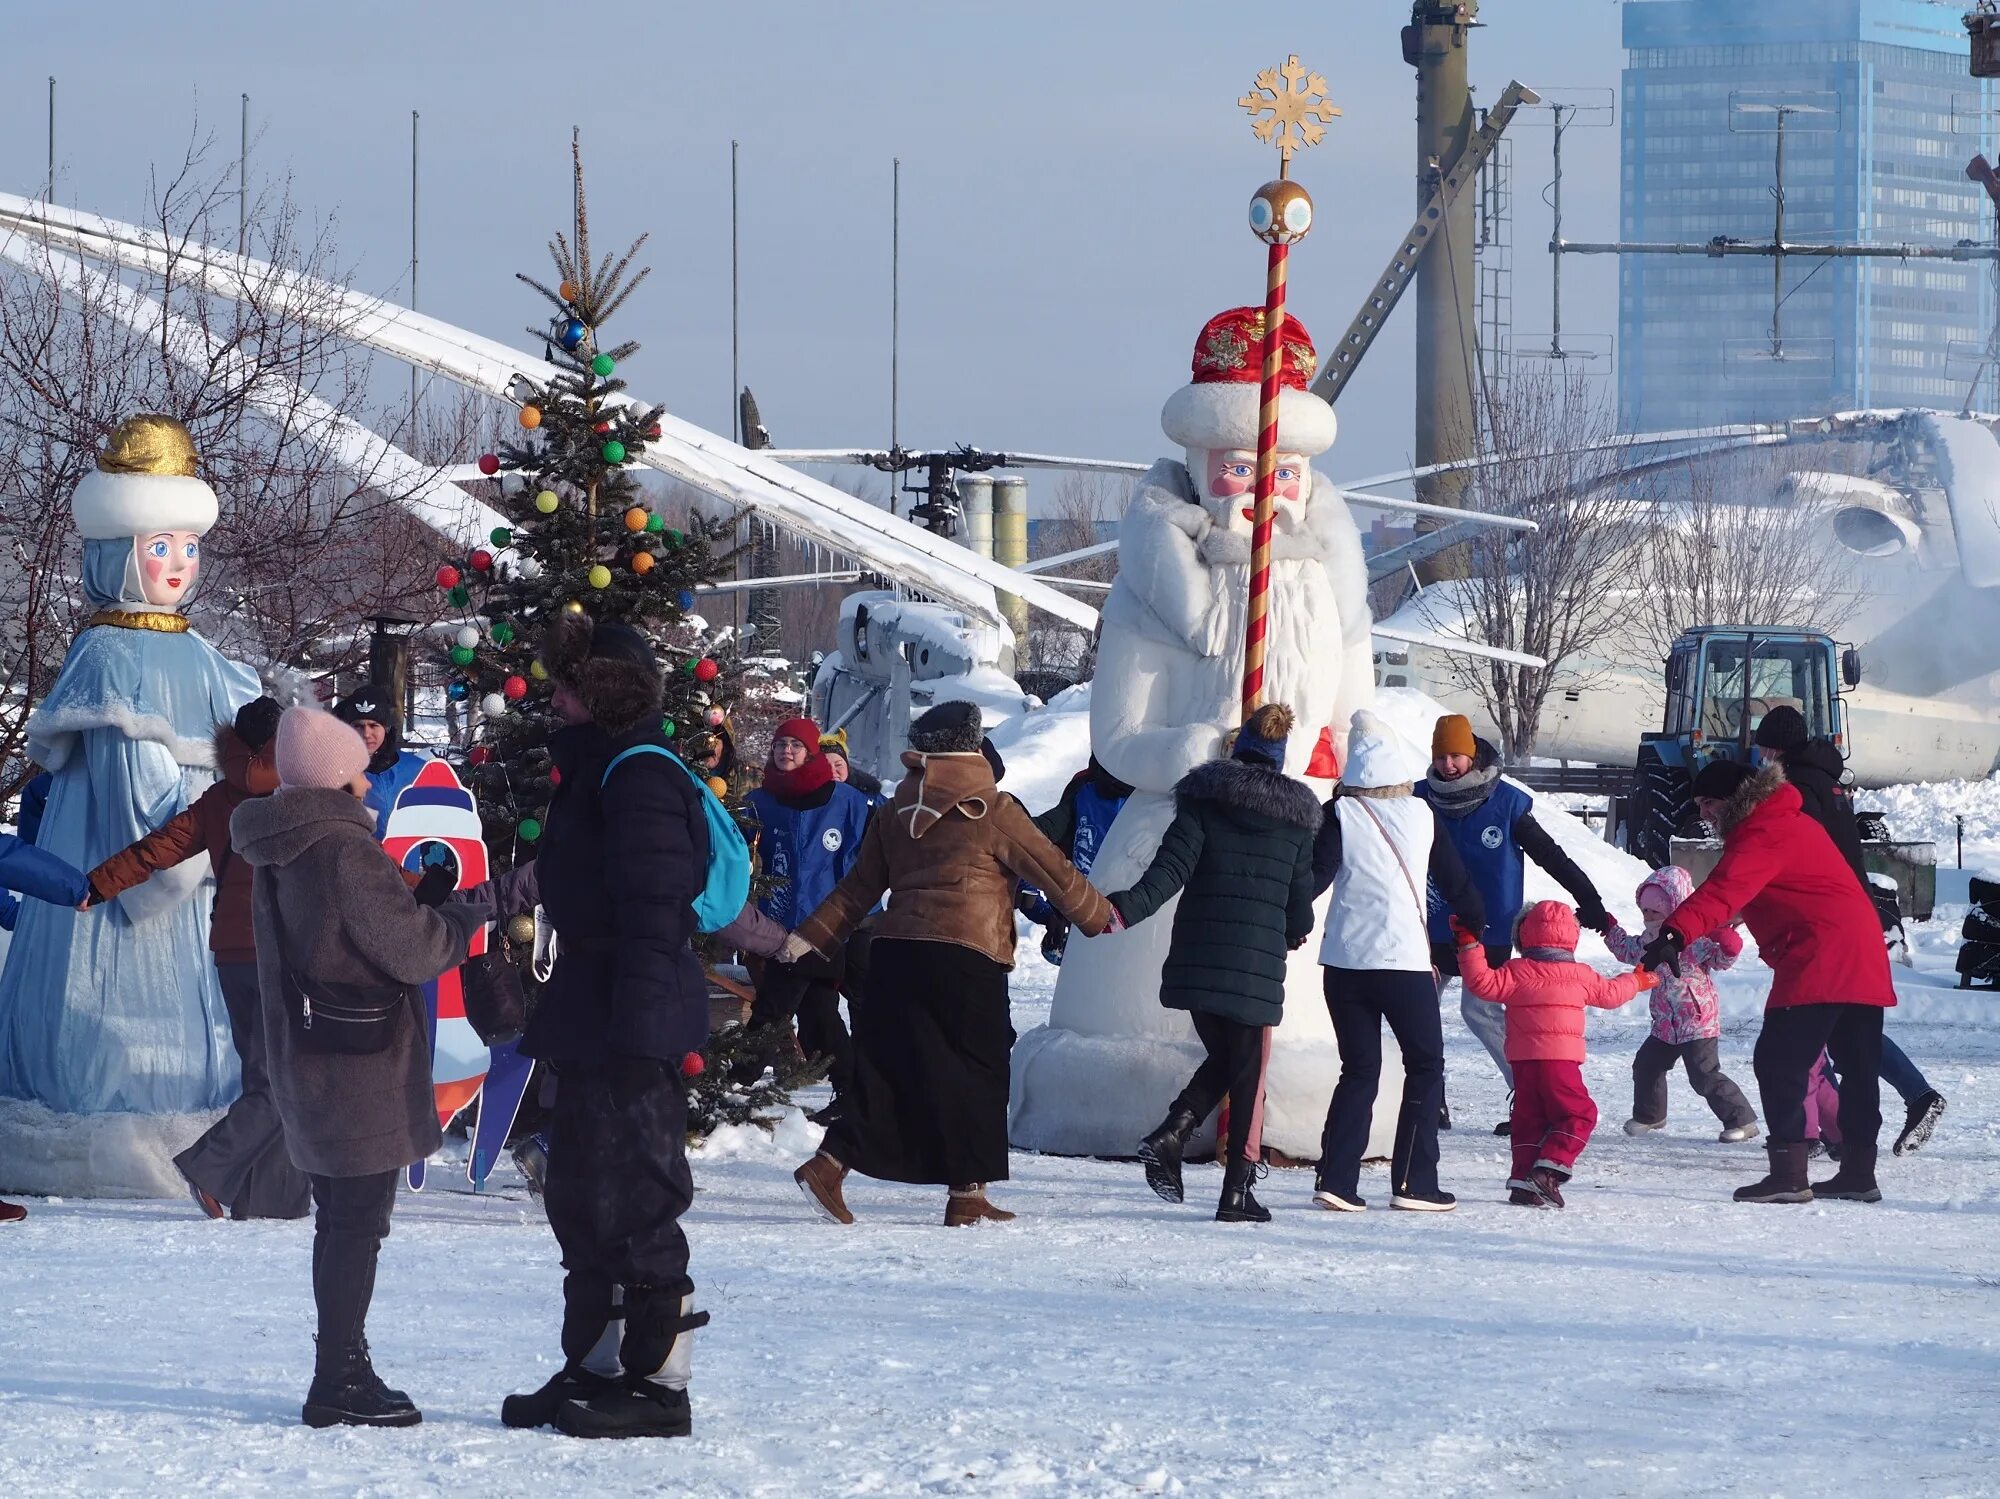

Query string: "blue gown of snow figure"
[[0, 416, 259, 1118]]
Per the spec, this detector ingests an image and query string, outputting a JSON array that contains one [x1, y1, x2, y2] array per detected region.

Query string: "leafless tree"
[[1624, 447, 1863, 666], [0, 130, 470, 794], [1022, 470, 1127, 684], [1425, 370, 1646, 762]]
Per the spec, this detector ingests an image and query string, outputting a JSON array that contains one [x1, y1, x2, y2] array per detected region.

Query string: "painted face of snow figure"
[[136, 530, 200, 606], [1201, 449, 1309, 538]]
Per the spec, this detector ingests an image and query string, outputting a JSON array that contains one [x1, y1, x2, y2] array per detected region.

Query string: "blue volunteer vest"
[[745, 781, 874, 927], [1417, 777, 1531, 948]]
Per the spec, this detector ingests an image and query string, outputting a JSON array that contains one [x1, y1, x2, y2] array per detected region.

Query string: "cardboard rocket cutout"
[[381, 759, 533, 1190]]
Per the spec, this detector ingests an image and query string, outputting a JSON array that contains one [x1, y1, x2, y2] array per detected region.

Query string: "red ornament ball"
[[549, 765, 563, 787], [467, 746, 491, 766], [477, 453, 501, 476], [469, 549, 494, 572], [681, 1052, 706, 1078], [593, 420, 612, 435], [693, 657, 720, 683], [435, 564, 461, 589], [646, 423, 662, 440], [503, 674, 529, 701]]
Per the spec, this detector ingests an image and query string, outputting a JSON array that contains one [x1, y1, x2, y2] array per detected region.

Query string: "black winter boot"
[[501, 1365, 619, 1429], [1812, 1142, 1883, 1203], [1216, 1157, 1271, 1224], [1893, 1090, 1945, 1156], [552, 1378, 693, 1439], [1137, 1106, 1201, 1205], [1733, 1141, 1814, 1204], [303, 1339, 421, 1428]]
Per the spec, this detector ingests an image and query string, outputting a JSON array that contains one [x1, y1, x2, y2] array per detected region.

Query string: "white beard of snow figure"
[[1010, 306, 1398, 1161]]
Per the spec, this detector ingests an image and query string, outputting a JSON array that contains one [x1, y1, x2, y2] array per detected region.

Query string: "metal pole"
[[1772, 109, 1786, 359], [239, 93, 248, 256], [1409, 1, 1479, 582], [731, 139, 741, 443], [46, 77, 55, 202], [410, 110, 420, 417], [1550, 105, 1565, 359], [891, 157, 900, 450]]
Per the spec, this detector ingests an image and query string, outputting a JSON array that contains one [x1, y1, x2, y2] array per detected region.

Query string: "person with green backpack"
[[501, 614, 717, 1442]]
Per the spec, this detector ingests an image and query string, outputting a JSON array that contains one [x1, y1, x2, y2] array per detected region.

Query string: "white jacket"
[[1320, 793, 1437, 972]]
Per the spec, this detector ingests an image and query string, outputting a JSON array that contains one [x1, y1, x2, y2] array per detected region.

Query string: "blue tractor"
[[1627, 627, 1863, 867]]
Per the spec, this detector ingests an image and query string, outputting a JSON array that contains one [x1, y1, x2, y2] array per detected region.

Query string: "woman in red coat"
[[1643, 760, 1896, 1205]]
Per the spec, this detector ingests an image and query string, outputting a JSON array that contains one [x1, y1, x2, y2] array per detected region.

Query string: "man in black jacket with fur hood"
[[502, 614, 710, 1441]]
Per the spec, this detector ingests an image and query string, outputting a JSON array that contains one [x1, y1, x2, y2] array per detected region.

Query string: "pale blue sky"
[[3, 1, 1627, 491]]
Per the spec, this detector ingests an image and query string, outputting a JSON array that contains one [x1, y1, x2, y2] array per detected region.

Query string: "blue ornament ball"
[[447, 680, 470, 701], [558, 318, 588, 352], [677, 589, 696, 610]]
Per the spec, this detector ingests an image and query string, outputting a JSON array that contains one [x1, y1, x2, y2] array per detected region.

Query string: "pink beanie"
[[275, 706, 370, 790]]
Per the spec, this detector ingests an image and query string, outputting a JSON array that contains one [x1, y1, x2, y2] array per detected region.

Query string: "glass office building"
[[1619, 0, 1996, 431]]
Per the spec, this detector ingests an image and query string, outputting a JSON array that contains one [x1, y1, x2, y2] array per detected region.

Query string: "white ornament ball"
[[481, 692, 508, 718], [455, 626, 480, 650], [517, 556, 544, 580]]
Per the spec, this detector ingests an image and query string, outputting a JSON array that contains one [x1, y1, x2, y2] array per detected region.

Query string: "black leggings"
[[309, 1169, 400, 1358], [1171, 1013, 1266, 1165]]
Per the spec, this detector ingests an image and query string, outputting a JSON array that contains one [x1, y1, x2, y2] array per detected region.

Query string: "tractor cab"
[[1628, 627, 1858, 866]]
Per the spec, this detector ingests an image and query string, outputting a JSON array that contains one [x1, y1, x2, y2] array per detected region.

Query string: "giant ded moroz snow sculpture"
[[0, 415, 260, 1196], [1010, 308, 1406, 1160]]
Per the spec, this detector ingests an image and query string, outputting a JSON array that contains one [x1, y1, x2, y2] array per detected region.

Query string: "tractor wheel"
[[1632, 753, 1693, 869]]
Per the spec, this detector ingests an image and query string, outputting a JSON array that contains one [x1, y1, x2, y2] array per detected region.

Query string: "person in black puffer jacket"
[[1108, 704, 1322, 1225], [502, 614, 711, 1443]]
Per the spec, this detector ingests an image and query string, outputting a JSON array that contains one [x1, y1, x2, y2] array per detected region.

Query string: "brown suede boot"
[[794, 1152, 855, 1224], [944, 1185, 1016, 1226], [0, 1199, 25, 1225]]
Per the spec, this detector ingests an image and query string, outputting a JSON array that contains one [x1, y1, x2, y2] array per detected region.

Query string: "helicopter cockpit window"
[[852, 605, 871, 663]]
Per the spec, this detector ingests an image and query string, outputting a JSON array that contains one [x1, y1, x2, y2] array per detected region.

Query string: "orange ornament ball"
[[559, 279, 580, 302], [631, 551, 656, 575], [518, 404, 542, 430], [706, 776, 729, 798], [623, 506, 649, 533]]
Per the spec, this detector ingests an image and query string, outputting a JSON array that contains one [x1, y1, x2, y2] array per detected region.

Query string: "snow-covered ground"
[[6, 689, 2000, 1495]]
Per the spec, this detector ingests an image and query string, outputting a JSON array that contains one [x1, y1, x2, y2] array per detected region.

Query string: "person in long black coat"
[[502, 614, 711, 1443], [1108, 704, 1321, 1225]]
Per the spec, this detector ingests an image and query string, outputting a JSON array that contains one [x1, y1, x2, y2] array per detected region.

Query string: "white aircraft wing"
[[0, 197, 1095, 632], [1372, 623, 1544, 669]]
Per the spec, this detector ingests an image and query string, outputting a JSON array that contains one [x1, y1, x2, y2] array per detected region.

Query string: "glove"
[[1575, 899, 1611, 934], [777, 932, 816, 965], [1639, 929, 1685, 977], [1448, 915, 1480, 948], [413, 864, 456, 909], [1040, 915, 1070, 967], [1632, 966, 1662, 993], [1104, 905, 1126, 934]]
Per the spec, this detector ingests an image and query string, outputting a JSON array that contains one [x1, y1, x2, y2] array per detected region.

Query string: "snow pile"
[[0, 1096, 219, 1198], [986, 682, 1093, 814], [1862, 773, 2000, 875]]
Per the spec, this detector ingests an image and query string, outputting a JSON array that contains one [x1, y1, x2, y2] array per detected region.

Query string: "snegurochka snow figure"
[[0, 415, 260, 1197], [1010, 307, 1392, 1163]]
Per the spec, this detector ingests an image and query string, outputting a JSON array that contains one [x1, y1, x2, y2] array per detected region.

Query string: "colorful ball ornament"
[[624, 507, 649, 532], [481, 692, 508, 717], [435, 564, 461, 589], [591, 353, 615, 378], [705, 706, 726, 727], [558, 318, 587, 351], [593, 420, 613, 435], [518, 817, 543, 842], [659, 717, 677, 738], [455, 625, 480, 649], [706, 776, 729, 798], [517, 557, 544, 581], [535, 489, 560, 514], [646, 423, 662, 440], [666, 527, 685, 548], [631, 552, 656, 576], [677, 590, 696, 610], [503, 674, 528, 701], [694, 657, 720, 683], [490, 526, 513, 547], [449, 584, 470, 607], [518, 405, 542, 430], [644, 513, 665, 534], [601, 440, 627, 464], [477, 453, 501, 476], [491, 621, 516, 645], [530, 659, 548, 680], [587, 564, 613, 590], [681, 1052, 705, 1079], [468, 745, 492, 766], [447, 680, 470, 702], [470, 549, 494, 572], [507, 913, 537, 945], [563, 600, 586, 615], [450, 646, 475, 667], [559, 279, 579, 302]]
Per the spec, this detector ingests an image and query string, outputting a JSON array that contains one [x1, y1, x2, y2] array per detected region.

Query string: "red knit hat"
[[1518, 900, 1581, 953], [1160, 307, 1337, 457], [772, 717, 821, 752]]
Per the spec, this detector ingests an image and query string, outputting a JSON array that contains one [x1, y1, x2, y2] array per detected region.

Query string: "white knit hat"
[[71, 415, 220, 541], [1342, 710, 1421, 790]]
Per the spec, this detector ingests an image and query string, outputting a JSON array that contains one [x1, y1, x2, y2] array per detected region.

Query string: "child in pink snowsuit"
[[1604, 866, 1759, 1142], [1456, 901, 1654, 1208], [1805, 1051, 1842, 1154]]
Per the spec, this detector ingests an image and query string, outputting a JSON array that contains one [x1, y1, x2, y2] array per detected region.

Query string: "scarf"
[[1425, 759, 1503, 820], [762, 753, 834, 801]]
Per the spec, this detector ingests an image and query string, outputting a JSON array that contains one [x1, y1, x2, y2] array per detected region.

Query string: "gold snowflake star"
[[1239, 55, 1341, 170]]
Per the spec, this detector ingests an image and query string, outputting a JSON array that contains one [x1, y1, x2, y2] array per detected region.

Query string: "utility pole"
[[239, 93, 249, 256], [46, 77, 55, 203], [731, 139, 741, 443], [1406, 1, 1480, 581], [410, 110, 420, 418], [890, 158, 901, 452]]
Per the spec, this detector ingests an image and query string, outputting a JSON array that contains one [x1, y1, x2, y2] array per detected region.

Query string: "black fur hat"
[[908, 699, 985, 755], [1691, 759, 1757, 802], [541, 613, 664, 736], [232, 696, 284, 753]]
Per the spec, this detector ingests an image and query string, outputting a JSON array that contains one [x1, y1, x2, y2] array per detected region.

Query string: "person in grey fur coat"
[[231, 706, 487, 1430]]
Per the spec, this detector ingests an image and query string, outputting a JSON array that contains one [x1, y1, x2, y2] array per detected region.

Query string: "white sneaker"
[[1312, 1188, 1366, 1213], [1389, 1189, 1457, 1212], [1718, 1122, 1760, 1143], [1623, 1119, 1662, 1136]]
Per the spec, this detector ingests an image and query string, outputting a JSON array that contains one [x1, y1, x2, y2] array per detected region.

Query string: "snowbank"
[[0, 1096, 220, 1198]]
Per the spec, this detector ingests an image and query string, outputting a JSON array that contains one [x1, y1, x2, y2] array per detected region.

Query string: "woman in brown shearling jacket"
[[787, 701, 1113, 1227]]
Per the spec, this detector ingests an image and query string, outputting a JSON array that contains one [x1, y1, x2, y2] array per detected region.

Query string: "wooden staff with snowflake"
[[1237, 56, 1338, 717]]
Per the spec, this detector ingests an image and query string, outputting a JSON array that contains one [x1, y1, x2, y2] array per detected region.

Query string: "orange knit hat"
[[1432, 714, 1477, 760]]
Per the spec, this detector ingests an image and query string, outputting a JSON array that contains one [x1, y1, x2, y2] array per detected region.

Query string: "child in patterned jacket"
[[1604, 865, 1760, 1142]]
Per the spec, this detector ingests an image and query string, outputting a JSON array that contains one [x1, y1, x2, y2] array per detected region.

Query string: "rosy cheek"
[[140, 554, 166, 583]]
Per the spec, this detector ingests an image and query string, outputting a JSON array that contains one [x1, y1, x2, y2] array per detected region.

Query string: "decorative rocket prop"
[[381, 759, 533, 1192], [1237, 56, 1338, 717]]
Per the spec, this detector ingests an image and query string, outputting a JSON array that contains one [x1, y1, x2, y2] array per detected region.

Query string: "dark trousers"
[[1631, 1036, 1757, 1129], [308, 1169, 400, 1358], [177, 961, 310, 1220], [1318, 967, 1446, 1198], [544, 1060, 695, 1378], [1753, 1004, 1885, 1151], [749, 952, 853, 1102], [1170, 1012, 1267, 1164]]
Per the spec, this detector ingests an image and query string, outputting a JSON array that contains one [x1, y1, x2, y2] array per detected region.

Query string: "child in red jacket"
[[1456, 901, 1657, 1208]]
